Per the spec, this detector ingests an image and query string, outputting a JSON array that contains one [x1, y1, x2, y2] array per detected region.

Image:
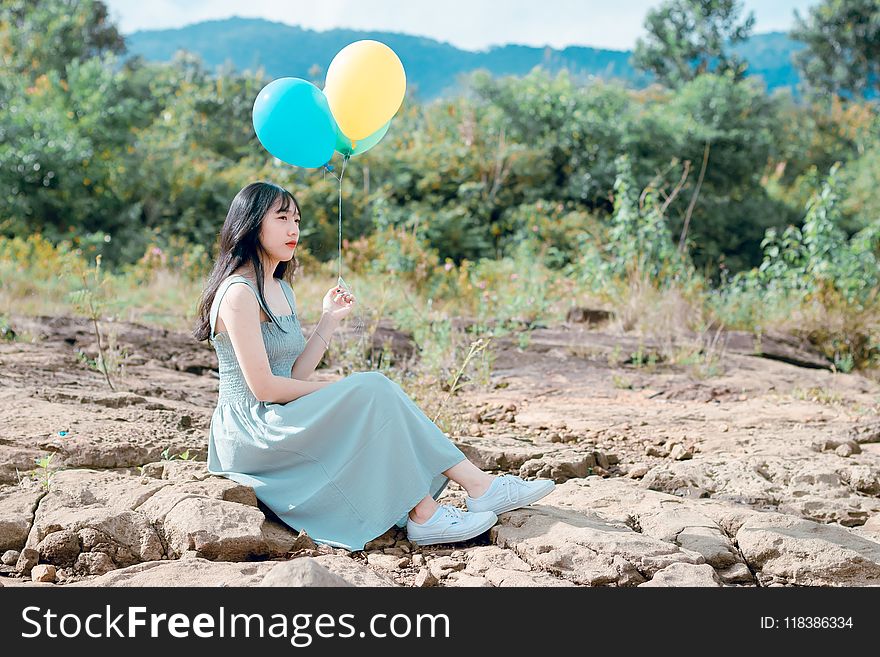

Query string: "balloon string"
[[337, 154, 348, 284], [323, 154, 363, 333]]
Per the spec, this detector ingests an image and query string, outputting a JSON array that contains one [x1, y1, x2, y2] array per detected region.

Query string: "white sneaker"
[[406, 504, 498, 546], [465, 474, 556, 515]]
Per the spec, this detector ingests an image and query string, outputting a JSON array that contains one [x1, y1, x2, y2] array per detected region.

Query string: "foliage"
[[633, 0, 755, 87], [569, 155, 695, 291], [791, 0, 880, 100], [0, 0, 124, 80], [751, 166, 878, 309], [68, 254, 126, 390], [0, 4, 867, 279], [469, 69, 633, 207], [631, 72, 794, 273], [32, 453, 56, 491], [161, 446, 196, 461], [717, 166, 880, 370], [2, 1, 879, 379]]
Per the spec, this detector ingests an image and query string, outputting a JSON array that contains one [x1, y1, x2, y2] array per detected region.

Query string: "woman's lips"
[[286, 241, 297, 247]]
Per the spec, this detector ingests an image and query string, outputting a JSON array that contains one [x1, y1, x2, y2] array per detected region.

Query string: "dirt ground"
[[1, 311, 878, 587]]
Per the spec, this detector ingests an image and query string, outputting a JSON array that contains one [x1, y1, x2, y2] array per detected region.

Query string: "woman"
[[192, 181, 555, 551]]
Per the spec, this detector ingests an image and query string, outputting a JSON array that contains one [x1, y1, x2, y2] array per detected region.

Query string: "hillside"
[[124, 17, 805, 99]]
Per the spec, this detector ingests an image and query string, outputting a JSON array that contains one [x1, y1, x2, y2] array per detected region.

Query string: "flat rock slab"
[[638, 562, 724, 587], [453, 436, 552, 471], [736, 513, 880, 586], [0, 486, 44, 552], [642, 455, 880, 526], [69, 555, 397, 587], [23, 465, 300, 570], [490, 505, 706, 587], [457, 546, 575, 587]]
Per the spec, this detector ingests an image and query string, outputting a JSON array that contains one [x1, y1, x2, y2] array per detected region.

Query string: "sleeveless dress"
[[206, 274, 468, 551]]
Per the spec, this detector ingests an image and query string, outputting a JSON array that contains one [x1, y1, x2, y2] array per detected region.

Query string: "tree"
[[633, 0, 755, 88], [0, 0, 125, 80], [791, 0, 880, 100], [628, 72, 792, 273]]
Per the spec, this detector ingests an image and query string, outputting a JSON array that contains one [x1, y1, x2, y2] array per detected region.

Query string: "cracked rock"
[[736, 512, 880, 586], [37, 529, 81, 568], [638, 562, 723, 587], [74, 551, 116, 576]]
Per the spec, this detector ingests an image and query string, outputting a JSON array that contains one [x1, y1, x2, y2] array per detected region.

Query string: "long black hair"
[[192, 181, 301, 342]]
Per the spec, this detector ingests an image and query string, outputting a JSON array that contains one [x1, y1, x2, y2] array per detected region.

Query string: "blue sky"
[[105, 0, 817, 51]]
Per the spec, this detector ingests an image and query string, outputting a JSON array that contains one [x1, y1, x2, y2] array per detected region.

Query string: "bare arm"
[[218, 283, 328, 403], [291, 313, 341, 380]]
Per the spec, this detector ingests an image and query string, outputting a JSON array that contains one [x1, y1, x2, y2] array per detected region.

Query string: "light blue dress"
[[206, 275, 467, 551]]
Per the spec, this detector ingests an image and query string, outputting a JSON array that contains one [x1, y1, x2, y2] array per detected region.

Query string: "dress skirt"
[[208, 371, 468, 551]]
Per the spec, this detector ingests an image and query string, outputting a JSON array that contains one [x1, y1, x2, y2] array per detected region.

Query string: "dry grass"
[[2, 234, 877, 386], [766, 296, 880, 373], [597, 269, 727, 378]]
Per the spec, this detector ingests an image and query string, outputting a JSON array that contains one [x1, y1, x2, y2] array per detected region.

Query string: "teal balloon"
[[335, 120, 391, 157], [252, 77, 336, 168]]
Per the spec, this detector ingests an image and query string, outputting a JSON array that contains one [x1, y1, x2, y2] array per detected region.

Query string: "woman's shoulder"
[[213, 273, 260, 310], [219, 271, 256, 288]]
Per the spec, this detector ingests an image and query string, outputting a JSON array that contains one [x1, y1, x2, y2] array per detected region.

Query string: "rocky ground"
[[1, 311, 879, 587]]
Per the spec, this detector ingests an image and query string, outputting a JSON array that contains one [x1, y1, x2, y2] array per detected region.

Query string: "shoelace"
[[495, 474, 523, 506], [440, 505, 465, 525]]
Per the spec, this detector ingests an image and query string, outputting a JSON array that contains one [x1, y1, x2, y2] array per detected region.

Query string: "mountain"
[[124, 17, 805, 99], [731, 31, 806, 92]]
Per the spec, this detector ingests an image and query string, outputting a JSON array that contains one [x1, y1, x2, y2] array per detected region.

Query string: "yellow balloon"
[[324, 40, 406, 141]]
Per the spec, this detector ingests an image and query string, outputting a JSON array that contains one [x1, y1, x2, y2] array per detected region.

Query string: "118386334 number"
[[784, 617, 853, 629]]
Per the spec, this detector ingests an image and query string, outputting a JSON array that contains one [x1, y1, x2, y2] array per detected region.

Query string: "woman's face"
[[259, 195, 301, 262]]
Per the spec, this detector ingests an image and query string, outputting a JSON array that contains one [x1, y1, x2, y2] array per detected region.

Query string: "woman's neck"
[[235, 263, 277, 286]]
